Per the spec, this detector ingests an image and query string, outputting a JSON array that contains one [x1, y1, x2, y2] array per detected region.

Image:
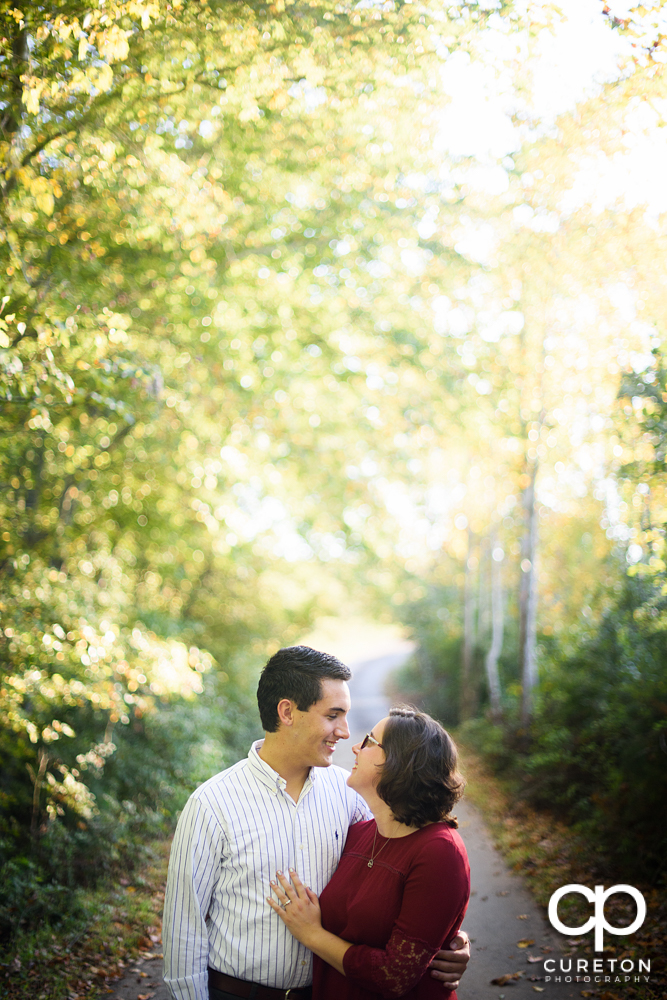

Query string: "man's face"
[[290, 678, 351, 768]]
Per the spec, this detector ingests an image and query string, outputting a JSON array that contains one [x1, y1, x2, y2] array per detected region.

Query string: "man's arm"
[[163, 794, 224, 1000], [429, 930, 471, 990]]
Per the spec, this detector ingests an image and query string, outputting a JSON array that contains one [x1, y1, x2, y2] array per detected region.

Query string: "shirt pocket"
[[228, 834, 289, 898]]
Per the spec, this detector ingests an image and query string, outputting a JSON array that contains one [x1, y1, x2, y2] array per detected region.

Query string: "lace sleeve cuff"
[[343, 927, 439, 999]]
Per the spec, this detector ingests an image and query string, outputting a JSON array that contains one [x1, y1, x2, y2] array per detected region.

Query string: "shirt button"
[[301, 961, 307, 966], [299, 844, 304, 849]]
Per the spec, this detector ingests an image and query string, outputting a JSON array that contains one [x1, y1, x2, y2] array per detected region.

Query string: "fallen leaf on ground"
[[491, 972, 523, 985], [517, 939, 535, 948], [526, 955, 542, 963], [580, 992, 598, 997], [496, 890, 509, 896], [517, 914, 528, 919], [533, 988, 544, 993]]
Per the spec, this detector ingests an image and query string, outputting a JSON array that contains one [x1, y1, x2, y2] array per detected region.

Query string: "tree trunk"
[[460, 527, 477, 721], [520, 461, 539, 727], [29, 748, 49, 841], [477, 535, 489, 645], [485, 529, 504, 719]]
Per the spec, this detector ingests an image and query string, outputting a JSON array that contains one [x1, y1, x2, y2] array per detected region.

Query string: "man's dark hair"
[[257, 645, 351, 732], [375, 706, 465, 829]]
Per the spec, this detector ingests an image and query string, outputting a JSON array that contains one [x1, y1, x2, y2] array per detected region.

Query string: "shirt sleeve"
[[342, 834, 470, 1000], [162, 793, 225, 1000]]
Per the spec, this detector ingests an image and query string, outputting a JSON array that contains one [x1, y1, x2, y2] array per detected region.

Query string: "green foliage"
[[0, 850, 82, 939], [394, 581, 525, 726], [3, 0, 667, 950], [460, 576, 667, 880], [393, 585, 465, 726], [2, 0, 507, 942], [528, 576, 667, 874]]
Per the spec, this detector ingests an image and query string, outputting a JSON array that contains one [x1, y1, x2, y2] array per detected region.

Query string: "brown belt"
[[208, 968, 312, 1000]]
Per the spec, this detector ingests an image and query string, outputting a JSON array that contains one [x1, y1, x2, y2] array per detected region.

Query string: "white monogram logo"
[[548, 884, 647, 951]]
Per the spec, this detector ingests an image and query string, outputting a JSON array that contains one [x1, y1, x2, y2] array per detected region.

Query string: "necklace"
[[367, 826, 390, 868]]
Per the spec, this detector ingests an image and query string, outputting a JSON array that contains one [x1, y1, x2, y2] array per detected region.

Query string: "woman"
[[267, 706, 470, 1000]]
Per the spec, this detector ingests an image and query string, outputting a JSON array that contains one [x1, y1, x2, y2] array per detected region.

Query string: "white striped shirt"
[[162, 740, 370, 1000]]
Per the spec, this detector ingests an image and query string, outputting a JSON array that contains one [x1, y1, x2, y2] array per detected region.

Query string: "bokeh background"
[[1, 0, 667, 988]]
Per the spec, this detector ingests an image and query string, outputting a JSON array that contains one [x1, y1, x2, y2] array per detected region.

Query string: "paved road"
[[110, 647, 581, 1000], [338, 651, 580, 1000], [333, 646, 415, 770], [455, 797, 579, 1000]]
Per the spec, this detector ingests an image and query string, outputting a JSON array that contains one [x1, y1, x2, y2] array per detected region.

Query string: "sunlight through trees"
[[2, 0, 667, 944]]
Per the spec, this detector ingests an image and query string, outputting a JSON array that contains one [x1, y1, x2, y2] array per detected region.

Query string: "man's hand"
[[429, 929, 470, 990]]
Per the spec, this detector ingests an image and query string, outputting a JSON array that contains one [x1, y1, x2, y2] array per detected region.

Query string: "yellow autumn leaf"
[[55, 17, 75, 40], [128, 1, 160, 30], [28, 175, 54, 212], [36, 191, 55, 216], [23, 87, 41, 115], [90, 63, 114, 92], [98, 26, 131, 63], [99, 309, 131, 331]]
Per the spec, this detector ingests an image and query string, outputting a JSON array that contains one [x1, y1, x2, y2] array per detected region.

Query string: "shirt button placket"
[[296, 815, 310, 885]]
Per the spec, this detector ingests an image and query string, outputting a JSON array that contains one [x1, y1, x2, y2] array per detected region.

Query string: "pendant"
[[367, 860, 374, 868]]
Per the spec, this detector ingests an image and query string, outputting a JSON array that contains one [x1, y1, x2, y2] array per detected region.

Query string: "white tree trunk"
[[460, 527, 477, 721], [520, 463, 539, 727], [485, 530, 504, 719]]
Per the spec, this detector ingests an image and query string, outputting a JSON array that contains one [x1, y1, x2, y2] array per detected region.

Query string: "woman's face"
[[347, 717, 388, 795]]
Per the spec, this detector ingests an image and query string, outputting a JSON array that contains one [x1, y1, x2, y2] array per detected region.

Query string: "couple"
[[163, 646, 471, 1000]]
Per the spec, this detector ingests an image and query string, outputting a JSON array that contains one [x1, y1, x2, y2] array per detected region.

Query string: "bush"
[[525, 578, 667, 876], [461, 577, 667, 881], [0, 851, 83, 939], [0, 663, 262, 941]]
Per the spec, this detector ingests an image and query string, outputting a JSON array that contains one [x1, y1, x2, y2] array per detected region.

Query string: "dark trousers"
[[209, 985, 312, 1000], [210, 988, 243, 1000]]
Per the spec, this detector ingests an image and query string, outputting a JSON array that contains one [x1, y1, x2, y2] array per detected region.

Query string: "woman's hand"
[[267, 868, 322, 947]]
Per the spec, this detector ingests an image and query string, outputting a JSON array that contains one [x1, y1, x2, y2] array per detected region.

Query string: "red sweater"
[[313, 819, 470, 1000]]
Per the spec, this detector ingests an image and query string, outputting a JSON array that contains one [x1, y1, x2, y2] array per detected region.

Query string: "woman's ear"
[[276, 698, 296, 727]]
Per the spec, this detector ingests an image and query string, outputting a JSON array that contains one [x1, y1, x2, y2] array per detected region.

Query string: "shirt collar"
[[247, 739, 317, 794]]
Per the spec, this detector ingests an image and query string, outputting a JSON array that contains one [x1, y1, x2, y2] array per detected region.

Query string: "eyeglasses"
[[360, 732, 384, 750]]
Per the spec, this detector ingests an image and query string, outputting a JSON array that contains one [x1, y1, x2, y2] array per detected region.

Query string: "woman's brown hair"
[[375, 706, 465, 828]]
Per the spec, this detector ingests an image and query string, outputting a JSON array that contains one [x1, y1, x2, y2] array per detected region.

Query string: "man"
[[163, 646, 470, 1000]]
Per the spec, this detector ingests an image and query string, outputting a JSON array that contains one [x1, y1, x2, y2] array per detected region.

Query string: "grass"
[[457, 733, 667, 1000], [1, 839, 170, 1000]]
